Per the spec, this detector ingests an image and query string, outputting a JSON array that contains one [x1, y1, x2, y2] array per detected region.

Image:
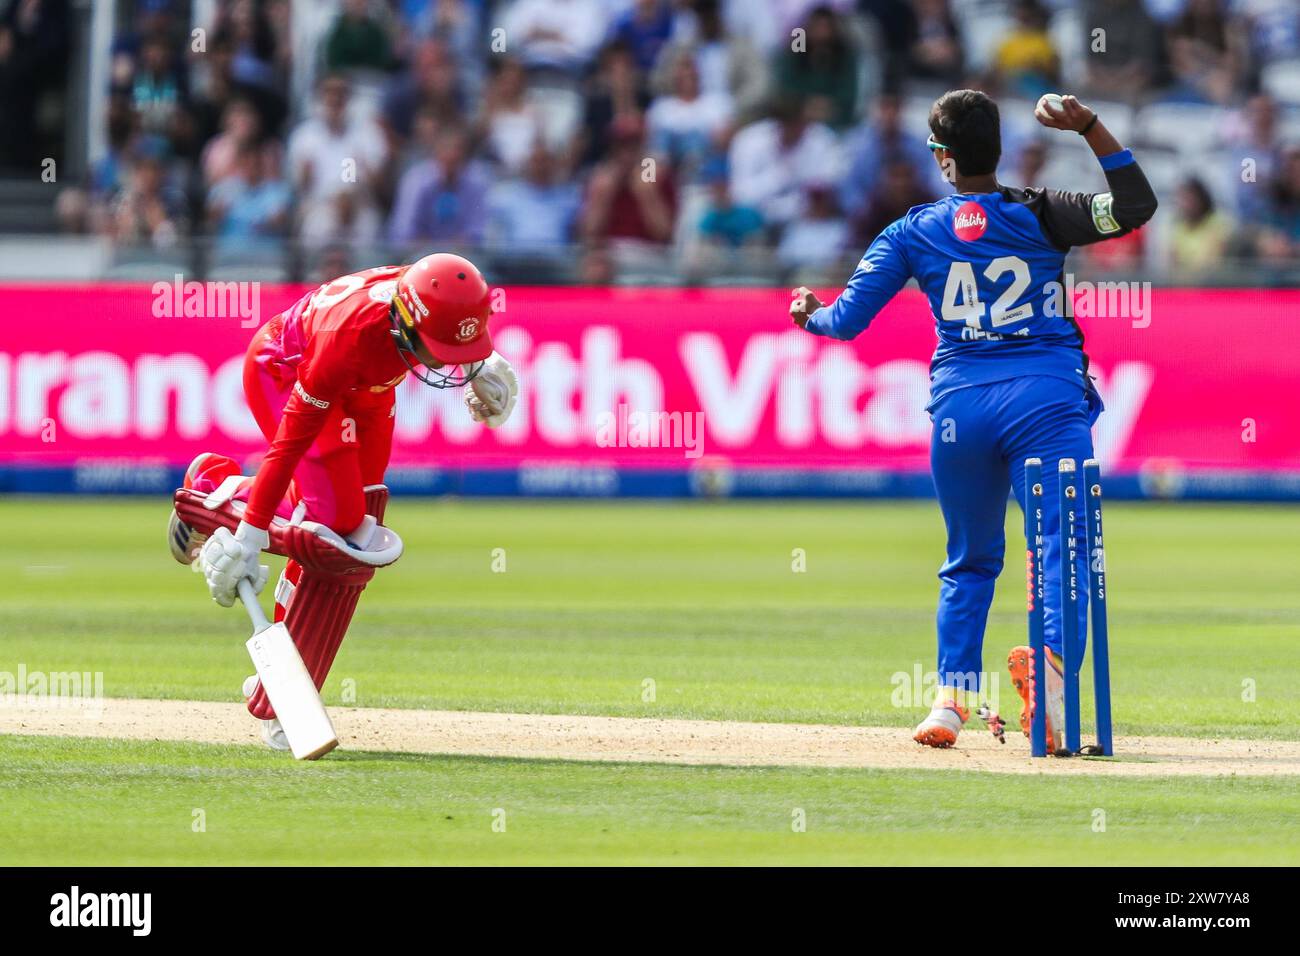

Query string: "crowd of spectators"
[[37, 0, 1300, 282]]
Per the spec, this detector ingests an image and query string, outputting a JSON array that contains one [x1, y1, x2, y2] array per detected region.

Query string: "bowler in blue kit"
[[789, 90, 1156, 751]]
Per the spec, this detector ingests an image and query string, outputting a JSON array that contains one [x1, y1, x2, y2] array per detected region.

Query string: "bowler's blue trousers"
[[928, 375, 1097, 690]]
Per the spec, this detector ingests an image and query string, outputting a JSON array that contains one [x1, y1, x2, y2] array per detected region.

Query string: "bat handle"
[[237, 577, 271, 634]]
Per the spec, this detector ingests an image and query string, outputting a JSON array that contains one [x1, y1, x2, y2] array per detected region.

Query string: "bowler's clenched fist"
[[789, 286, 824, 328]]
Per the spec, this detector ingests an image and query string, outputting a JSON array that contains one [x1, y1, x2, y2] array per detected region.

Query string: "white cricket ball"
[[1038, 93, 1065, 114]]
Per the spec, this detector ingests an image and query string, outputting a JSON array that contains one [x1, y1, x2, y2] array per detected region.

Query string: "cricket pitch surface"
[[2, 697, 1297, 777]]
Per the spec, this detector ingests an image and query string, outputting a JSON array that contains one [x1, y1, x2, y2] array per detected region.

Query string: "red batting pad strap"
[[363, 484, 389, 525], [246, 566, 373, 720], [273, 559, 303, 622]]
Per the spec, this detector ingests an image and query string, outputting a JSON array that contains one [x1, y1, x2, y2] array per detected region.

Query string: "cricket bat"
[[237, 577, 338, 760]]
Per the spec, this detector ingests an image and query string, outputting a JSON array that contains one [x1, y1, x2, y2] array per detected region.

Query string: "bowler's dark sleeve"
[[1023, 150, 1158, 249]]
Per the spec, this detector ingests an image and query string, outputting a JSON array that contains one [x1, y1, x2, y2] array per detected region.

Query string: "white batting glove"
[[199, 521, 269, 607], [464, 353, 519, 429]]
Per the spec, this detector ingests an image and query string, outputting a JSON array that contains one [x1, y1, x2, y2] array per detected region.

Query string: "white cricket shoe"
[[260, 718, 291, 752], [242, 674, 290, 752], [913, 701, 967, 748]]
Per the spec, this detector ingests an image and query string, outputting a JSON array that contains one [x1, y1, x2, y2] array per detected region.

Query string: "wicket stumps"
[[1059, 459, 1082, 753], [1023, 458, 1048, 757], [1084, 458, 1114, 756], [1023, 456, 1114, 757]]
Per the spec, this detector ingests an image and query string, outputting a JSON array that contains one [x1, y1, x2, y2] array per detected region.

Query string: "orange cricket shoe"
[[1008, 645, 1064, 752]]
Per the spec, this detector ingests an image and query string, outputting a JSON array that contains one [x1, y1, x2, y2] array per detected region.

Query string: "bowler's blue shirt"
[[804, 150, 1156, 401]]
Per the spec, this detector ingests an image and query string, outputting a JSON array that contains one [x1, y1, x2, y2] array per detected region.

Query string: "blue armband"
[[1098, 149, 1134, 171]]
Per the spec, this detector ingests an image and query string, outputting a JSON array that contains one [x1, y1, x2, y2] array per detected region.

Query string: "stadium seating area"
[[3, 0, 1299, 284]]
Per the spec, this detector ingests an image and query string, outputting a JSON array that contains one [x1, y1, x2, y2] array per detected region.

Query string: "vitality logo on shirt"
[[953, 201, 987, 241]]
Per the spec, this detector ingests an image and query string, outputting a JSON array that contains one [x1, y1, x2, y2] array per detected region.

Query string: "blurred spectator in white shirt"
[[477, 57, 547, 173], [654, 0, 768, 124], [646, 52, 733, 182], [716, 0, 854, 56], [777, 183, 848, 275], [286, 74, 388, 248], [501, 0, 609, 75], [728, 97, 842, 227]]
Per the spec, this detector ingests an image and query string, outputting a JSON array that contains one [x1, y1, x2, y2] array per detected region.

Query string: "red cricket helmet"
[[391, 253, 494, 387]]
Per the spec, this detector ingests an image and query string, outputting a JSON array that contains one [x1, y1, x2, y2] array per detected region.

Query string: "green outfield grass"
[[1, 735, 1296, 866], [2, 496, 1297, 866], [1, 497, 1295, 738]]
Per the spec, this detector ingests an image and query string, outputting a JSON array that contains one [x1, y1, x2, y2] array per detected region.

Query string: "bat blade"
[[246, 622, 338, 760]]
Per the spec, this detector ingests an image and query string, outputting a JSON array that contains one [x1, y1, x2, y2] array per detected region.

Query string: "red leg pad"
[[247, 564, 374, 719]]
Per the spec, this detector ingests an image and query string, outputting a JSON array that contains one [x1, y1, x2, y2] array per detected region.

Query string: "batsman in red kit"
[[167, 253, 518, 751]]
